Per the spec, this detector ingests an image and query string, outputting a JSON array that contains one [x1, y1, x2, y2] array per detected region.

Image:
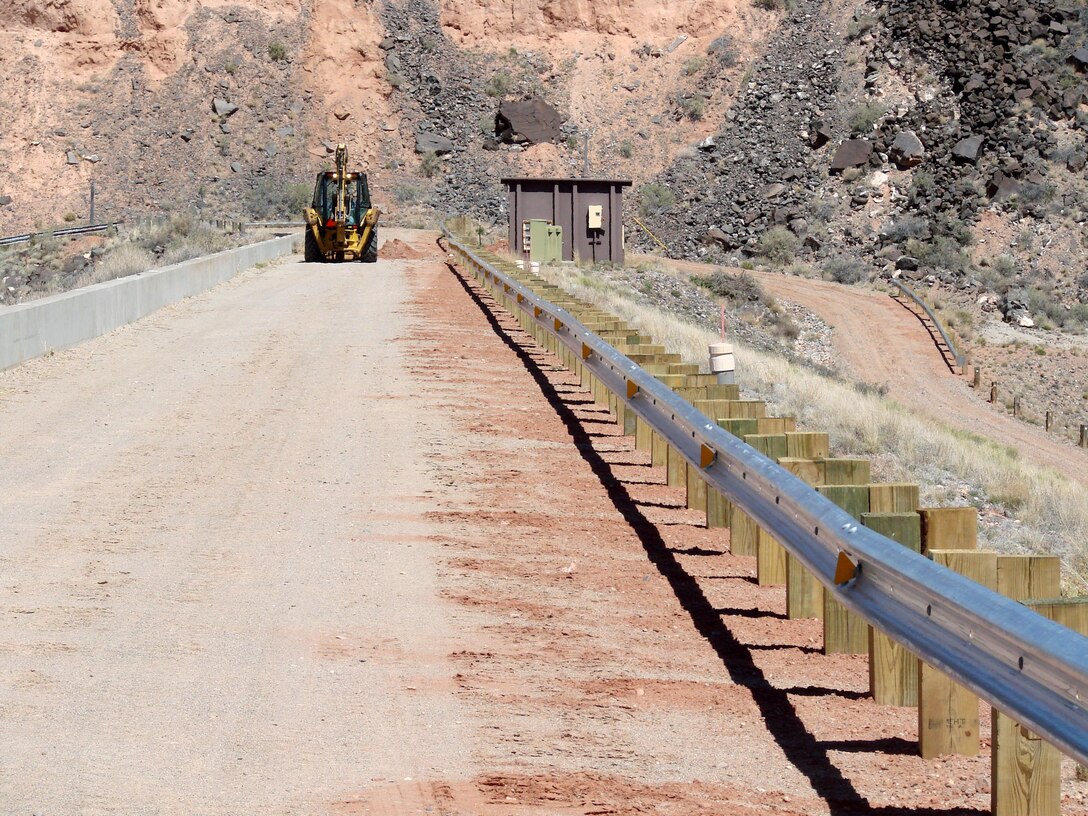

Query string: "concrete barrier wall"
[[0, 234, 296, 371]]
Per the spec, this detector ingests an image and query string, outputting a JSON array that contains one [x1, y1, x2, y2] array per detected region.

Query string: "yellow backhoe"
[[304, 144, 379, 262]]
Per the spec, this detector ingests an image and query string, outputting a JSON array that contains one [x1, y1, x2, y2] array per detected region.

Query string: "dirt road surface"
[[646, 255, 1088, 486], [2, 230, 1087, 814]]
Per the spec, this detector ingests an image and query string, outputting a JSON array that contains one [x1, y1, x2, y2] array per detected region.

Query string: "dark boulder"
[[888, 130, 924, 169], [495, 98, 563, 145], [415, 132, 454, 155], [830, 139, 873, 172], [952, 135, 984, 163]]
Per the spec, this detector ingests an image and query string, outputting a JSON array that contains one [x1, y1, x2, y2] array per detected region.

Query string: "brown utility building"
[[502, 177, 632, 265]]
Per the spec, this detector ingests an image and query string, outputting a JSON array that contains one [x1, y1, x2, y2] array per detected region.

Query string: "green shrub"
[[753, 0, 794, 9], [420, 151, 442, 178], [882, 215, 930, 243], [905, 236, 970, 274], [268, 41, 287, 62], [682, 94, 706, 121], [692, 270, 765, 303], [756, 227, 800, 265], [485, 70, 513, 97], [394, 182, 425, 204], [707, 35, 737, 67], [618, 140, 633, 159], [244, 181, 312, 219], [639, 183, 675, 217], [684, 56, 707, 76], [823, 255, 868, 284], [847, 101, 885, 134]]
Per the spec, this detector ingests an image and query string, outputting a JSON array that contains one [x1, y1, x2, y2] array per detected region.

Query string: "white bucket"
[[529, 261, 541, 273], [709, 342, 736, 384], [710, 353, 735, 374]]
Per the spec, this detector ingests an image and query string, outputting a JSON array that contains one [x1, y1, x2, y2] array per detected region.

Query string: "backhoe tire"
[[304, 228, 322, 263], [361, 227, 378, 263]]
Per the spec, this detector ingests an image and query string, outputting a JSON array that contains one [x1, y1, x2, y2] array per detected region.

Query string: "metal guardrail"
[[891, 279, 966, 369], [443, 228, 1088, 766], [0, 222, 122, 248]]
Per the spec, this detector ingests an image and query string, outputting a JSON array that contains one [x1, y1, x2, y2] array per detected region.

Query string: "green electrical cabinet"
[[526, 219, 563, 264]]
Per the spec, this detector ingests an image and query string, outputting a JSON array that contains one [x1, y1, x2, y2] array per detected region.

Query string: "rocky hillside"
[[2, 0, 1085, 331], [645, 0, 1088, 327], [0, 0, 766, 232]]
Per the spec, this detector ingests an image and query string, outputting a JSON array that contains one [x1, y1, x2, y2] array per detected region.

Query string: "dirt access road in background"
[[646, 255, 1088, 486], [3, 230, 1086, 814]]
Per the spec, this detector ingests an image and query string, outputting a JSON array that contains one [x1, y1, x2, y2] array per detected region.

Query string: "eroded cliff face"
[[0, 0, 770, 232], [440, 0, 746, 43]]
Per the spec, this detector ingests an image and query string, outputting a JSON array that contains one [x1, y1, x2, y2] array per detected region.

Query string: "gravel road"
[[0, 231, 472, 813], [3, 230, 1086, 815]]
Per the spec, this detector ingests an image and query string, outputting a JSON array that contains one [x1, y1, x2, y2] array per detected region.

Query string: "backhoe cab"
[[304, 144, 379, 263]]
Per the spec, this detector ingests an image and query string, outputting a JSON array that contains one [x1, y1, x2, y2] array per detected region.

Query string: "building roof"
[[501, 177, 633, 187]]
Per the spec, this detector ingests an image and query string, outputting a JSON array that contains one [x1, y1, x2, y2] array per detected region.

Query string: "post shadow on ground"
[[443, 258, 984, 816]]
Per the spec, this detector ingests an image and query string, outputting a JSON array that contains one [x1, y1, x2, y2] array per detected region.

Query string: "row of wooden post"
[[973, 365, 1088, 447], [459, 247, 1086, 816]]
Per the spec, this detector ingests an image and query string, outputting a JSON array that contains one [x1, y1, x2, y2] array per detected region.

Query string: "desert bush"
[[681, 94, 706, 121], [756, 226, 800, 265], [905, 236, 971, 274], [881, 215, 930, 243], [80, 243, 154, 286], [246, 180, 311, 219], [847, 101, 886, 134], [394, 182, 426, 204], [420, 151, 442, 178], [823, 255, 868, 284], [978, 254, 1017, 292], [684, 56, 707, 75], [485, 70, 513, 97], [753, 0, 795, 9], [707, 34, 738, 67], [639, 183, 675, 217], [692, 269, 765, 303], [268, 41, 287, 62], [618, 140, 633, 158]]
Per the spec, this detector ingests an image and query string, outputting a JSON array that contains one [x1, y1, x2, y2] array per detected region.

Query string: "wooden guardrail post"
[[919, 507, 977, 554], [1013, 395, 1021, 419], [780, 458, 824, 619], [1080, 424, 1087, 448], [746, 434, 789, 585], [862, 512, 922, 706], [819, 485, 870, 653], [992, 597, 1087, 816], [1045, 410, 1053, 433], [869, 483, 920, 513], [919, 549, 997, 758], [990, 382, 998, 404], [996, 554, 1061, 602]]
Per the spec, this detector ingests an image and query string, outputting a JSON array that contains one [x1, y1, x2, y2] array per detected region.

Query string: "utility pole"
[[582, 131, 590, 177], [89, 180, 96, 225]]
